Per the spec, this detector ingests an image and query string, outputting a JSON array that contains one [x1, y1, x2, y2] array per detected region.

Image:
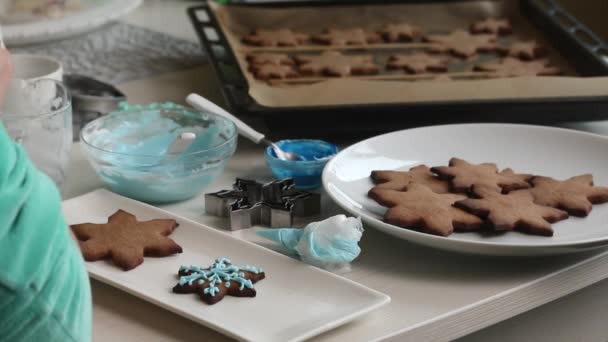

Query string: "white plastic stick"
[[167, 132, 196, 154], [186, 93, 265, 144]]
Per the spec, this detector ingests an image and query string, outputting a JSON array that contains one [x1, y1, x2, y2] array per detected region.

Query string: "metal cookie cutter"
[[205, 178, 321, 230]]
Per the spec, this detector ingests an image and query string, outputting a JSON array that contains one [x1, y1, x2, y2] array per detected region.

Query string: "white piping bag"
[[257, 215, 364, 272]]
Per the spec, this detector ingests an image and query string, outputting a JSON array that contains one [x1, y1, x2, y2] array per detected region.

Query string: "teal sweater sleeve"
[[0, 123, 92, 342]]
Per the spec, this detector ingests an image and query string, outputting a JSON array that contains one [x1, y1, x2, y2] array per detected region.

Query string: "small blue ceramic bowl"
[[80, 103, 237, 203], [265, 139, 338, 190]]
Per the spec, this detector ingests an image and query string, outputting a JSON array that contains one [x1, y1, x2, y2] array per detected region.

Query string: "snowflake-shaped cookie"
[[475, 57, 560, 77], [173, 258, 266, 305], [369, 183, 482, 237], [242, 29, 310, 47], [527, 175, 608, 217], [379, 23, 422, 42], [501, 40, 546, 60], [425, 29, 498, 58], [370, 165, 449, 193], [386, 53, 449, 74], [431, 158, 531, 194], [470, 18, 512, 35], [71, 210, 182, 271], [455, 185, 568, 236], [295, 51, 379, 76], [312, 28, 382, 45], [246, 53, 294, 66], [251, 64, 298, 80]]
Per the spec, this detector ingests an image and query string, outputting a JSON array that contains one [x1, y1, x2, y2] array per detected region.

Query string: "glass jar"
[[0, 78, 72, 190]]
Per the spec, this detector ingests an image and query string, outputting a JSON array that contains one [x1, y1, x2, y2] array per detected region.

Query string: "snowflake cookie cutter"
[[204, 178, 321, 230]]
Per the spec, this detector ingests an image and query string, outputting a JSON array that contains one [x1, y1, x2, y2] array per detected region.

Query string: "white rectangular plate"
[[62, 189, 390, 342]]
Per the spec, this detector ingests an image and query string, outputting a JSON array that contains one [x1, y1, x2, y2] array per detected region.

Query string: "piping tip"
[[256, 228, 303, 252]]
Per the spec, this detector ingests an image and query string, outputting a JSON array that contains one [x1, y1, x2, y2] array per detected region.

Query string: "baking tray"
[[188, 0, 608, 138]]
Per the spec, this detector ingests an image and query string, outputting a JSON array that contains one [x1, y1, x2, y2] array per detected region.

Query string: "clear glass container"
[[0, 78, 73, 190]]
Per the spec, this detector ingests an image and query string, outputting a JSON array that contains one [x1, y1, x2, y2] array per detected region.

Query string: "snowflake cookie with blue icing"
[[172, 258, 266, 305]]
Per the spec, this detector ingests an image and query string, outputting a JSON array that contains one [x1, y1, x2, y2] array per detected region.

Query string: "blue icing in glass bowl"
[[80, 103, 237, 203], [265, 139, 338, 190]]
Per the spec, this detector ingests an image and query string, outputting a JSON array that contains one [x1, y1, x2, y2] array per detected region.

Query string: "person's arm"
[[0, 42, 92, 342]]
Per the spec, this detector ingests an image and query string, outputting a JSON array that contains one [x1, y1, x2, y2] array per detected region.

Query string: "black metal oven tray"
[[188, 0, 608, 138]]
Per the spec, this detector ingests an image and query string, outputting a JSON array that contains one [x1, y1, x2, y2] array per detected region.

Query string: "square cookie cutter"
[[205, 178, 321, 230]]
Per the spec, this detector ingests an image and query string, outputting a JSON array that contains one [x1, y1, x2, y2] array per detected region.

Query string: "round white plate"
[[323, 124, 608, 256], [2, 0, 142, 46]]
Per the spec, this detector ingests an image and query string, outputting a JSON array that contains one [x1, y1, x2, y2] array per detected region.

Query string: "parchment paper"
[[209, 1, 608, 108]]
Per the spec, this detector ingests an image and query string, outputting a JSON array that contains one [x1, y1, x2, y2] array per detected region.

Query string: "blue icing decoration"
[[240, 265, 262, 274], [178, 272, 205, 286], [204, 286, 220, 296], [177, 258, 263, 297], [240, 279, 253, 291], [217, 257, 231, 264]]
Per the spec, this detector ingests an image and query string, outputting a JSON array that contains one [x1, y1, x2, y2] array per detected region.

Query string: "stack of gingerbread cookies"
[[368, 158, 608, 237], [242, 17, 560, 82]]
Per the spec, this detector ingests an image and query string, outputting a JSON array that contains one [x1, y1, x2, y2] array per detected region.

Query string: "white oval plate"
[[323, 124, 608, 256], [2, 0, 142, 46]]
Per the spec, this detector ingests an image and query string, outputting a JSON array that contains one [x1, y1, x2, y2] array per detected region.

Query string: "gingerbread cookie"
[[455, 185, 568, 236], [379, 23, 422, 42], [312, 28, 382, 46], [425, 30, 498, 58], [242, 29, 310, 47], [370, 165, 449, 193], [527, 175, 608, 217], [71, 210, 182, 271], [369, 183, 482, 236], [173, 258, 265, 305], [470, 18, 512, 35], [500, 168, 532, 184], [475, 58, 560, 77], [251, 64, 298, 80], [501, 40, 546, 60], [246, 53, 294, 66], [386, 53, 449, 74], [431, 158, 531, 194], [295, 51, 379, 77]]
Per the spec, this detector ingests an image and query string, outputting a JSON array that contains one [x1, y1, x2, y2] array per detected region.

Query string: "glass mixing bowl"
[[80, 104, 237, 203]]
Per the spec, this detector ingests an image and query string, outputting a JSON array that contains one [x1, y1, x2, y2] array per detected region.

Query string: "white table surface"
[[62, 1, 608, 341]]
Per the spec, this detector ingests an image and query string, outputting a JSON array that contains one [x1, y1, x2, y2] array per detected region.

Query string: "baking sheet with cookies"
[[208, 1, 608, 108]]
